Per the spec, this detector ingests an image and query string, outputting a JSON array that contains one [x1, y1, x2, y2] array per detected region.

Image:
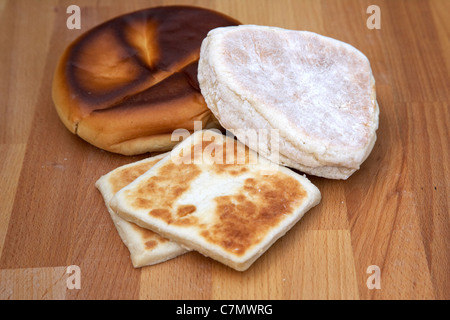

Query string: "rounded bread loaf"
[[52, 6, 240, 155]]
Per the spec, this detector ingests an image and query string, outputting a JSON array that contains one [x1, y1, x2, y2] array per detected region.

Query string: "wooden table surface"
[[0, 0, 448, 300]]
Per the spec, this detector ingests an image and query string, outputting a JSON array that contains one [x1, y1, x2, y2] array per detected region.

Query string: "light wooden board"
[[0, 0, 448, 300]]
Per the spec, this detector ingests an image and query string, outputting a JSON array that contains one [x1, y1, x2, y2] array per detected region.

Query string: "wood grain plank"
[[344, 85, 446, 299], [0, 144, 26, 258], [373, 183, 436, 300], [0, 267, 67, 300], [342, 84, 407, 299], [64, 173, 143, 299], [379, 0, 449, 102], [0, 0, 55, 144], [429, 0, 450, 76], [365, 100, 448, 299], [320, 1, 449, 299], [403, 101, 449, 299], [0, 1, 87, 269], [139, 252, 212, 300], [301, 179, 350, 230], [211, 230, 359, 299], [210, 245, 287, 299]]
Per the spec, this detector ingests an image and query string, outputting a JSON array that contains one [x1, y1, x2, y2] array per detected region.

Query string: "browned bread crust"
[[52, 6, 240, 155]]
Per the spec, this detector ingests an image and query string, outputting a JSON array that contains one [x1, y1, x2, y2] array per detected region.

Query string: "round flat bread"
[[198, 25, 379, 179]]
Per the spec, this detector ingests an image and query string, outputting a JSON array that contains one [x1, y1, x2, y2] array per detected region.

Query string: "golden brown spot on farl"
[[133, 196, 153, 208], [177, 204, 197, 217], [173, 215, 199, 226], [144, 240, 158, 250], [109, 160, 158, 194], [228, 167, 249, 176], [149, 208, 172, 223], [201, 174, 307, 256]]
